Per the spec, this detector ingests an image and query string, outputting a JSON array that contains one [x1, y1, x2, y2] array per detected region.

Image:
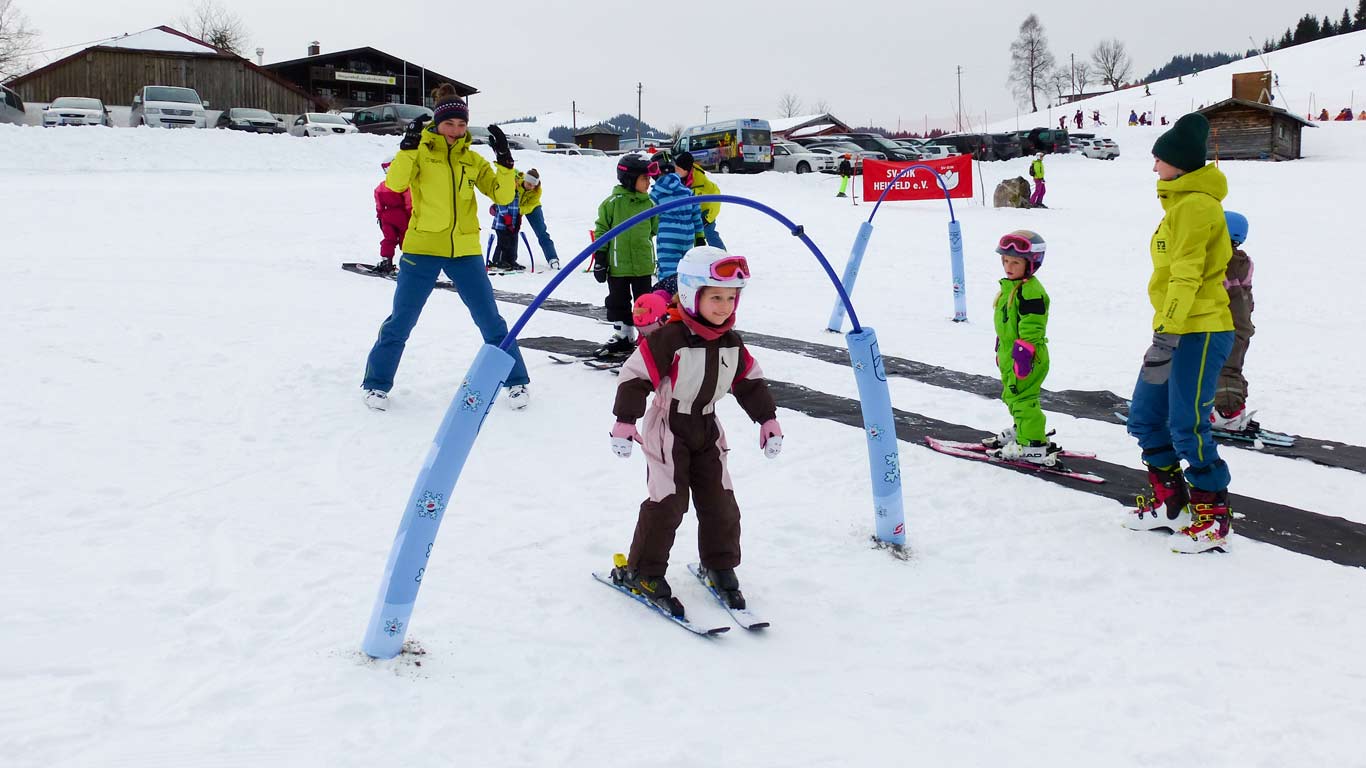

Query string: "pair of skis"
[[593, 562, 770, 636], [547, 352, 628, 373], [924, 437, 1105, 483]]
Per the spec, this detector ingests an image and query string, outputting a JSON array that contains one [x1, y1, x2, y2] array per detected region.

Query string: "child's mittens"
[[632, 291, 670, 336], [759, 419, 783, 459], [1011, 340, 1036, 378], [593, 251, 609, 283], [610, 421, 641, 458]]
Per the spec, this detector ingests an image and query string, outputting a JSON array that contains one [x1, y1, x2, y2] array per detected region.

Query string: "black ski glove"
[[399, 115, 430, 151], [694, 233, 708, 247], [487, 124, 515, 168], [593, 251, 609, 283]]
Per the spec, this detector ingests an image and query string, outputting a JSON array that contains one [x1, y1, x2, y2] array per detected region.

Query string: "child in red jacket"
[[374, 158, 412, 274]]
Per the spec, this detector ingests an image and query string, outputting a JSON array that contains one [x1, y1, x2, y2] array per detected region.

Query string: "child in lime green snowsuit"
[[988, 230, 1051, 461]]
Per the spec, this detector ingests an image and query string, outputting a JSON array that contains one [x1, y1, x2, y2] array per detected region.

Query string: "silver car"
[[1, 85, 27, 125], [42, 97, 113, 127], [772, 142, 834, 174]]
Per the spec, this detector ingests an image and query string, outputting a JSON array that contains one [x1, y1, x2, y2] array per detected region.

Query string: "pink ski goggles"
[[709, 255, 750, 280], [618, 160, 662, 178], [997, 233, 1044, 255]]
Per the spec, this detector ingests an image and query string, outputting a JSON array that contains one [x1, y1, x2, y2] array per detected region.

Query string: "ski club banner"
[[862, 155, 973, 202]]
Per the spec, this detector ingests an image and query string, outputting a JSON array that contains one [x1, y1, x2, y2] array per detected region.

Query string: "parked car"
[[0, 84, 25, 125], [915, 144, 956, 160], [929, 133, 991, 159], [288, 112, 359, 137], [349, 103, 433, 135], [804, 139, 886, 161], [1075, 137, 1120, 160], [545, 146, 608, 157], [805, 145, 875, 174], [831, 132, 921, 161], [1018, 127, 1069, 154], [504, 135, 541, 150], [41, 97, 112, 127], [215, 107, 284, 133], [130, 85, 207, 128], [772, 141, 834, 174]]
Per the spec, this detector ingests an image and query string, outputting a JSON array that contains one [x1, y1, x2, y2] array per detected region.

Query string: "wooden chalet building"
[[5, 26, 323, 114], [1197, 98, 1314, 162], [262, 45, 475, 110], [575, 127, 620, 151]]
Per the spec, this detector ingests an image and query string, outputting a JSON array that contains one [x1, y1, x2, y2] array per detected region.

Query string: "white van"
[[130, 85, 207, 128], [0, 85, 27, 125]]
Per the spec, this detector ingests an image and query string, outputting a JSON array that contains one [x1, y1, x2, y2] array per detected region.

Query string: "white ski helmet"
[[676, 246, 750, 317]]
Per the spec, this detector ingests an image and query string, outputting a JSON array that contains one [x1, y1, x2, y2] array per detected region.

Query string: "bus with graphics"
[[673, 118, 773, 173]]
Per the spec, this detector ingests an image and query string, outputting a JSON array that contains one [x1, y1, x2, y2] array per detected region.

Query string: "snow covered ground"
[[4, 109, 1366, 767]]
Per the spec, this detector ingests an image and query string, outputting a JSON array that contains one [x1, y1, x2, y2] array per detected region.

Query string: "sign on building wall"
[[336, 71, 397, 85]]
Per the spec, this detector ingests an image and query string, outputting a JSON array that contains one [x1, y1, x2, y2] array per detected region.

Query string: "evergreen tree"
[[1278, 29, 1294, 49], [1322, 15, 1335, 36], [1292, 14, 1321, 45], [1340, 7, 1353, 32], [1356, 0, 1366, 30]]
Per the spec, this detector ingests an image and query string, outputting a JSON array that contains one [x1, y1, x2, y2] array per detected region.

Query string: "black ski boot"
[[612, 564, 684, 618], [699, 566, 745, 610], [594, 335, 635, 359], [373, 257, 396, 275]]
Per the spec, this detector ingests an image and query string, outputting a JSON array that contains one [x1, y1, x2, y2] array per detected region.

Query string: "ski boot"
[[1210, 406, 1258, 434], [981, 426, 1016, 450], [611, 554, 684, 617], [593, 335, 635, 359], [363, 389, 389, 411], [1125, 463, 1191, 531], [373, 257, 396, 275], [547, 258, 561, 270], [989, 440, 1060, 467], [1171, 488, 1231, 553], [698, 566, 746, 610]]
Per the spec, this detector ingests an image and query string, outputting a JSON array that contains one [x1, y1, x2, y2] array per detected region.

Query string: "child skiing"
[[373, 158, 412, 274], [982, 230, 1056, 466], [518, 169, 560, 269], [1123, 113, 1235, 554], [592, 155, 659, 358], [836, 154, 853, 197], [1028, 153, 1046, 208], [488, 180, 523, 271], [648, 152, 706, 283], [1211, 211, 1256, 433], [607, 246, 782, 618]]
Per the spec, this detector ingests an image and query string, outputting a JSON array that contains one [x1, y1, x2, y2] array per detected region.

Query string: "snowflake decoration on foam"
[[854, 360, 866, 371], [383, 617, 404, 636], [416, 491, 446, 520], [867, 424, 884, 441], [883, 453, 901, 484], [876, 506, 888, 518], [460, 386, 484, 412]]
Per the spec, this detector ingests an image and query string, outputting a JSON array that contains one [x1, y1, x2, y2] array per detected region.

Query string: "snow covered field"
[[3, 108, 1366, 767]]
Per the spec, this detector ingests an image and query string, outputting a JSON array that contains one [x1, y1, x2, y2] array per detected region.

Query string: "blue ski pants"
[[363, 253, 530, 392], [524, 207, 560, 264], [703, 221, 727, 250], [1127, 331, 1234, 491]]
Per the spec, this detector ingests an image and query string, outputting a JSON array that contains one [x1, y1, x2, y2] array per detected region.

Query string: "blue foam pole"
[[520, 230, 535, 270], [845, 327, 906, 548], [361, 344, 515, 659], [826, 220, 875, 332], [949, 220, 967, 322]]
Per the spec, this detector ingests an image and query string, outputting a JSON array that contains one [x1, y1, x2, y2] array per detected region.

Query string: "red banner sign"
[[862, 155, 974, 202]]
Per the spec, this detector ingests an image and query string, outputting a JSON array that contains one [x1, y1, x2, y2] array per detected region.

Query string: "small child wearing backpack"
[[1211, 211, 1257, 433]]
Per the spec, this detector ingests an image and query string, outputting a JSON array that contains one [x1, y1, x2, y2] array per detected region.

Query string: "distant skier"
[[1091, 110, 1105, 126], [1123, 113, 1235, 553], [648, 151, 706, 282], [592, 155, 659, 358], [674, 152, 726, 248], [1028, 152, 1046, 208], [1074, 109, 1083, 129], [373, 157, 412, 275], [836, 154, 853, 197], [982, 231, 1055, 466], [518, 169, 561, 269], [1211, 211, 1257, 433], [607, 247, 781, 618], [1129, 110, 1139, 126], [1058, 116, 1066, 131]]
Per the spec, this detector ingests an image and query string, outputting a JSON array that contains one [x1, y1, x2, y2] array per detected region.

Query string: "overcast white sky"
[[22, 0, 1346, 129]]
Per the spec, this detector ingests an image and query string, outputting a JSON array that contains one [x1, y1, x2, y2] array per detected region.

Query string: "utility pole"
[[956, 65, 963, 132], [704, 105, 710, 122], [572, 100, 577, 131], [1071, 53, 1076, 97], [636, 82, 643, 146]]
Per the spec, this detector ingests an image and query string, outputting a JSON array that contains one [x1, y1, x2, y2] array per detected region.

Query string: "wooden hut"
[[575, 127, 620, 151], [1197, 98, 1314, 162]]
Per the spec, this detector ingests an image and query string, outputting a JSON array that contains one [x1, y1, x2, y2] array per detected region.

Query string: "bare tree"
[[668, 123, 685, 141], [178, 0, 249, 55], [1047, 68, 1071, 102], [812, 98, 831, 113], [1073, 61, 1093, 93], [0, 0, 38, 80], [1090, 39, 1133, 91], [777, 92, 803, 118], [1007, 15, 1057, 112]]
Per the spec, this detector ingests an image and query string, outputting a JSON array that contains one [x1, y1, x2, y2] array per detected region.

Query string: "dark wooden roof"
[[576, 126, 621, 136], [1197, 98, 1315, 128], [262, 47, 477, 96]]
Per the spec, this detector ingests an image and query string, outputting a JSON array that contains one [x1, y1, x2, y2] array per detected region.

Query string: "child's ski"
[[591, 571, 729, 637], [924, 437, 1106, 484], [1113, 411, 1297, 448], [687, 564, 769, 630], [341, 262, 455, 291], [930, 438, 1096, 460]]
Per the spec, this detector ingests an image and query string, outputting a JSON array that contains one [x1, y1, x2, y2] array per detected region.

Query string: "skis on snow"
[[924, 437, 1106, 484], [547, 352, 628, 373], [591, 571, 730, 636], [342, 262, 455, 291], [687, 564, 769, 630]]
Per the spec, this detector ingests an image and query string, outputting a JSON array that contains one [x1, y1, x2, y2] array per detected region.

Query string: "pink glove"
[[610, 421, 641, 458], [759, 419, 783, 459]]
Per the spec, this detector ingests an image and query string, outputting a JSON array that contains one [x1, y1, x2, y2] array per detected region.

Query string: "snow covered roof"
[[767, 112, 851, 138], [100, 26, 223, 56]]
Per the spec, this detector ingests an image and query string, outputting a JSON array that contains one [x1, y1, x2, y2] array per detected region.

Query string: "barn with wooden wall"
[[1197, 98, 1314, 162], [6, 26, 323, 114]]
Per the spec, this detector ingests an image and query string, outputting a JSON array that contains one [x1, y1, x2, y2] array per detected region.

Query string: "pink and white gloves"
[[609, 419, 785, 459], [759, 419, 783, 459], [610, 422, 641, 458]]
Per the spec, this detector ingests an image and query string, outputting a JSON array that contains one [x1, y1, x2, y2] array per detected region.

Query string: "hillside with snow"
[[4, 29, 1366, 767]]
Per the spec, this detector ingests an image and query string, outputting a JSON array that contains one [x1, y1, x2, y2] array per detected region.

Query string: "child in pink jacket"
[[374, 159, 413, 274]]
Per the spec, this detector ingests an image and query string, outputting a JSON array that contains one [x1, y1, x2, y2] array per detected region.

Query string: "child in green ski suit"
[[984, 230, 1054, 465], [591, 155, 659, 357]]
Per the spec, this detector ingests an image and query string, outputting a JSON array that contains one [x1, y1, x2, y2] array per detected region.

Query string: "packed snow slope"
[[998, 28, 1366, 131], [3, 121, 1366, 767]]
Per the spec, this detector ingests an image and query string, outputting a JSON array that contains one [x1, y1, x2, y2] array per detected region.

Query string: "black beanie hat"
[[433, 97, 469, 125], [674, 151, 694, 171], [1152, 113, 1209, 173]]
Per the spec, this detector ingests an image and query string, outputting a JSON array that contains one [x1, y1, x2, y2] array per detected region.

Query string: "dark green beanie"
[[1152, 113, 1209, 172]]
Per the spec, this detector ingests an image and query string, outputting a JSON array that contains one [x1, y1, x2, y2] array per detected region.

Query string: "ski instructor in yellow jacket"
[[361, 96, 532, 411], [1123, 112, 1236, 554]]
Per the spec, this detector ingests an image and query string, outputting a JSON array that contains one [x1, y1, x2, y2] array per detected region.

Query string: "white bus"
[[673, 118, 773, 173]]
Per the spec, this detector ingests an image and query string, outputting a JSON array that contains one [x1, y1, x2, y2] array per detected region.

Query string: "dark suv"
[[830, 132, 921, 161], [348, 103, 434, 135], [929, 133, 990, 159], [1018, 127, 1070, 154]]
